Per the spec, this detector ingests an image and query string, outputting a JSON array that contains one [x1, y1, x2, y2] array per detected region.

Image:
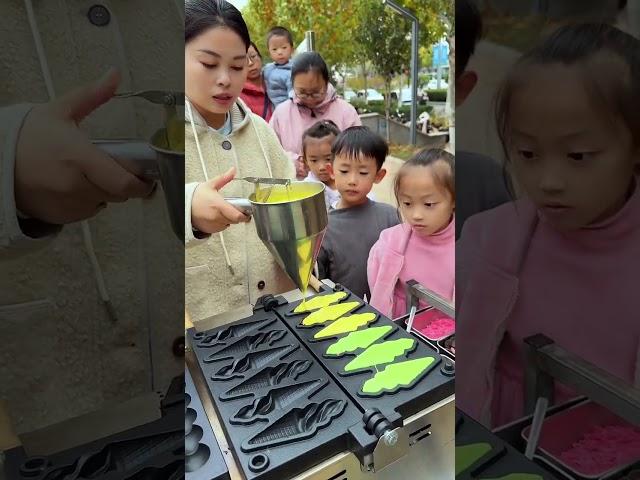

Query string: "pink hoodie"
[[457, 189, 640, 427], [269, 84, 362, 166], [368, 221, 455, 321]]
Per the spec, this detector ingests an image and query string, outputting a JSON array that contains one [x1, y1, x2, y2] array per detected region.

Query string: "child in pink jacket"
[[270, 52, 361, 178], [457, 23, 640, 428], [368, 148, 455, 336]]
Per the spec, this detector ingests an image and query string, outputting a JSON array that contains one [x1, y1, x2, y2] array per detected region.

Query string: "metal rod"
[[524, 334, 640, 425], [406, 280, 455, 319], [383, 0, 419, 145], [305, 31, 316, 52]]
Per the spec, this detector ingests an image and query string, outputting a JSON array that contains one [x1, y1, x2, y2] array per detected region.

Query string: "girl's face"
[[247, 45, 263, 81], [293, 71, 328, 109], [398, 164, 454, 236], [303, 135, 334, 182], [508, 63, 637, 231], [185, 27, 248, 124]]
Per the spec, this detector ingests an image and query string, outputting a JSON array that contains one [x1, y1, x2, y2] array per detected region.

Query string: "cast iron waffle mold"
[[282, 286, 454, 417], [455, 409, 559, 479], [6, 378, 184, 480], [186, 367, 230, 480], [187, 310, 366, 480]]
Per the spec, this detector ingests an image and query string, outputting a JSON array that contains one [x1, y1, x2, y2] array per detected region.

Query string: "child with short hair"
[[317, 126, 399, 299], [368, 149, 455, 329], [263, 26, 294, 107], [301, 120, 341, 210]]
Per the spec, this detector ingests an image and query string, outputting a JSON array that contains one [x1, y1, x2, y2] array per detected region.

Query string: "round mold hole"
[[249, 453, 270, 473], [185, 425, 204, 456], [185, 444, 210, 472]]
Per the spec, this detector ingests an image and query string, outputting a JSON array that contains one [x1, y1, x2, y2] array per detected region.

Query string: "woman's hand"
[[14, 69, 155, 224], [191, 167, 250, 234]]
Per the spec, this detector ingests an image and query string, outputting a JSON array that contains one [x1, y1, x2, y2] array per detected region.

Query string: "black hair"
[[249, 41, 262, 58], [302, 120, 340, 157], [456, 0, 482, 77], [185, 0, 250, 49], [267, 26, 294, 47], [395, 149, 455, 205], [291, 52, 330, 84], [331, 126, 388, 171], [495, 23, 640, 196]]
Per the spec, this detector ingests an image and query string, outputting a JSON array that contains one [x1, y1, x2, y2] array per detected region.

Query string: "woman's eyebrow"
[[197, 49, 246, 60]]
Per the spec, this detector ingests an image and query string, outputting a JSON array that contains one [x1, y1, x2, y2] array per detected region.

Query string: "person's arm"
[[269, 109, 299, 166], [0, 104, 61, 258], [186, 168, 251, 248], [185, 182, 210, 247], [261, 119, 296, 180], [367, 239, 382, 295]]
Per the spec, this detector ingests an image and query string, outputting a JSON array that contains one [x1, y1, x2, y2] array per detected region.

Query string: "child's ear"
[[456, 71, 478, 107], [374, 168, 387, 184], [327, 162, 336, 180]]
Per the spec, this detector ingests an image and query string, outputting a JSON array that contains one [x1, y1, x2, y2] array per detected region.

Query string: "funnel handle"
[[225, 197, 253, 215], [94, 140, 160, 181]]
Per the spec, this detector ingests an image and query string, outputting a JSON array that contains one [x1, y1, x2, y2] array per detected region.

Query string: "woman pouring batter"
[[185, 0, 295, 323]]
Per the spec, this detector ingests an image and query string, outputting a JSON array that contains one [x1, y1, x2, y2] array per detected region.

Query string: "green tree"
[[355, 1, 411, 140], [243, 0, 359, 72]]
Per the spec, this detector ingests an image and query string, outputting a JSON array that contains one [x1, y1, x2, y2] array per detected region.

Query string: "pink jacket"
[[457, 196, 640, 426], [269, 84, 362, 165], [367, 224, 413, 317]]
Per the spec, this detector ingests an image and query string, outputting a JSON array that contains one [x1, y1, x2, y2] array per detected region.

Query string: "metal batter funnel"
[[94, 128, 184, 242], [227, 182, 327, 293]]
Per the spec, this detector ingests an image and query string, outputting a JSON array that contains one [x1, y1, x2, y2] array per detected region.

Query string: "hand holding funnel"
[[226, 181, 328, 294]]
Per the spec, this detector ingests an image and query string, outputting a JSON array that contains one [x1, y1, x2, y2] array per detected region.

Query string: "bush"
[[350, 99, 433, 120], [426, 89, 447, 102]]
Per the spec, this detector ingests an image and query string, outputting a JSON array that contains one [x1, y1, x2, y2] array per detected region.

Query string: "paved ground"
[[373, 155, 404, 207]]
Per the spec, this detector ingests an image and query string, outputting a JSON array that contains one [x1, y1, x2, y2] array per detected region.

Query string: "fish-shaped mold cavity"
[[231, 379, 326, 424], [205, 330, 287, 361], [241, 399, 346, 452], [211, 345, 296, 379], [221, 360, 313, 400]]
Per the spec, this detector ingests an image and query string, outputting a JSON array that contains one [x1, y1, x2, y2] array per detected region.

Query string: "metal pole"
[[383, 0, 419, 145], [305, 31, 316, 52]]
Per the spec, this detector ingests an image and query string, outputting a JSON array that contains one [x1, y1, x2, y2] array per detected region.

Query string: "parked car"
[[357, 89, 385, 103], [343, 89, 358, 102], [427, 78, 448, 90]]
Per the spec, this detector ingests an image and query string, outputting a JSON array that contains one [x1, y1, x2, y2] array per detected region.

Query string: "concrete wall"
[[359, 113, 448, 148]]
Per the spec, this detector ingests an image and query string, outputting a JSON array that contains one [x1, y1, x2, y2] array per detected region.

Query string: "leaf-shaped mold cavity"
[[300, 302, 360, 326], [221, 360, 313, 400], [293, 292, 348, 313], [211, 345, 296, 379], [344, 338, 416, 372], [325, 325, 393, 357], [313, 313, 378, 340], [241, 399, 346, 452], [194, 318, 275, 348], [205, 330, 287, 361], [231, 379, 326, 424], [360, 357, 436, 396]]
